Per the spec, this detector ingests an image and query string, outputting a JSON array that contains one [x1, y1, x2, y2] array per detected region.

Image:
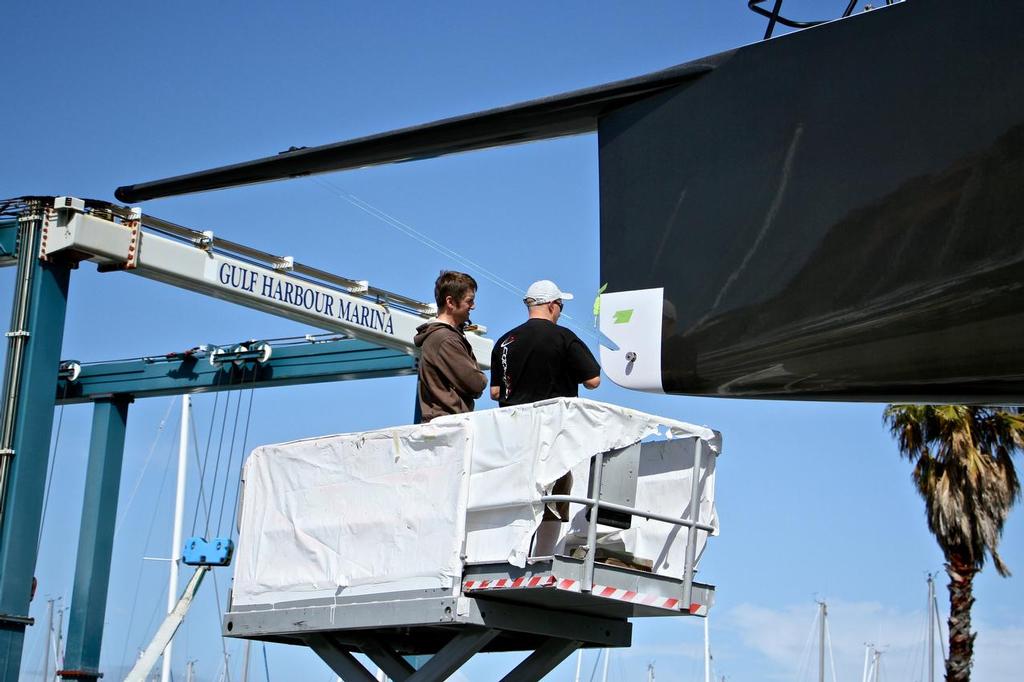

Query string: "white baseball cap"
[[524, 280, 574, 305]]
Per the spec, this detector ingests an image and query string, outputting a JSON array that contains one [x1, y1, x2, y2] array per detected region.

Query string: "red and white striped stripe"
[[463, 575, 557, 591], [463, 576, 702, 614]]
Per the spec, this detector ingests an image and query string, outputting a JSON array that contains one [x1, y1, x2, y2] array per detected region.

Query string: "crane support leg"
[[0, 211, 71, 681], [60, 397, 132, 680]]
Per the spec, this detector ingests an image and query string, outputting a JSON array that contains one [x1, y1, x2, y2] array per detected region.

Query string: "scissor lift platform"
[[223, 401, 720, 680], [223, 556, 714, 681]]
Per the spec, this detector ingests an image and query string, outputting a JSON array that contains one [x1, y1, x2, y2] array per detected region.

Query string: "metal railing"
[[539, 439, 710, 609]]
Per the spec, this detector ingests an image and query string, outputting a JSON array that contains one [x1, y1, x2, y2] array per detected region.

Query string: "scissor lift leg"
[[499, 638, 582, 682], [308, 634, 379, 682]]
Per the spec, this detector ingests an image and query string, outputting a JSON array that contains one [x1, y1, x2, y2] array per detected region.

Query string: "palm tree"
[[883, 405, 1022, 681]]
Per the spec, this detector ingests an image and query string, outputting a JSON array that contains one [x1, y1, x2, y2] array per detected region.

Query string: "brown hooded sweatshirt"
[[414, 321, 487, 422]]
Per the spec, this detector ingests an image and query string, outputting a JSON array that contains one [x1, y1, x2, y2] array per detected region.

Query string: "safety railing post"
[[681, 438, 704, 609], [581, 451, 604, 593]]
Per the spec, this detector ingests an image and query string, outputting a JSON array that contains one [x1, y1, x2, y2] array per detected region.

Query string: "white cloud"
[[725, 599, 1024, 682]]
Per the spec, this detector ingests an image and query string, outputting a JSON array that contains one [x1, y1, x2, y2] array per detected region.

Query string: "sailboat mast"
[[573, 649, 583, 682], [43, 599, 53, 682], [600, 649, 610, 682], [818, 601, 827, 682], [704, 615, 711, 682], [54, 605, 64, 680], [162, 396, 190, 682], [928, 573, 935, 682]]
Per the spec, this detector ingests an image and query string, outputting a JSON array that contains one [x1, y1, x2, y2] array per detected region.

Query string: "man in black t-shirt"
[[491, 279, 601, 525], [490, 279, 601, 406]]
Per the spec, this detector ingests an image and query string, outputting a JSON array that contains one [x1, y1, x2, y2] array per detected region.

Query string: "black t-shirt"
[[491, 318, 601, 406]]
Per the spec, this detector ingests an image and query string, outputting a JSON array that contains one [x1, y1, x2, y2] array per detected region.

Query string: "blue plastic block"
[[182, 536, 234, 566]]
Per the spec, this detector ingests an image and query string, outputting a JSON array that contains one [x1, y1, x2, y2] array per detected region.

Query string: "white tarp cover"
[[232, 398, 720, 607]]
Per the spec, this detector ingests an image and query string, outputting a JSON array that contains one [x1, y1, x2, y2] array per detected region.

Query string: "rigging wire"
[[312, 177, 523, 297], [261, 642, 270, 682], [310, 177, 603, 345], [210, 569, 233, 682], [794, 605, 818, 682], [117, 416, 179, 675], [824, 614, 838, 682], [36, 395, 66, 555], [115, 398, 177, 534]]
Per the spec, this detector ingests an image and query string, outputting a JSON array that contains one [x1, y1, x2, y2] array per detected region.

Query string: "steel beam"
[[0, 219, 71, 680], [357, 639, 415, 681], [406, 629, 498, 682], [307, 635, 378, 682], [0, 220, 16, 267], [498, 637, 581, 682], [60, 397, 131, 680], [57, 338, 416, 405]]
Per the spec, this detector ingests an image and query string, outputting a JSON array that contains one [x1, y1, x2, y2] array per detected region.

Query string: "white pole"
[[54, 606, 64, 681], [861, 644, 871, 682], [43, 599, 53, 682], [600, 649, 610, 682], [573, 650, 583, 682], [162, 396, 190, 682], [241, 640, 251, 682], [704, 615, 711, 682], [928, 574, 936, 682]]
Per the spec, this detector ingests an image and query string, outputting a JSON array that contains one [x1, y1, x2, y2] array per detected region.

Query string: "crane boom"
[[36, 196, 493, 366]]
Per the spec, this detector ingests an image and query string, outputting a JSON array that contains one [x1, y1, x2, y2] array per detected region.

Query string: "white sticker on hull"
[[598, 288, 665, 393]]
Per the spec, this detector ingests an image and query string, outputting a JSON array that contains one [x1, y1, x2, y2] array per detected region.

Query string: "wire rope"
[[215, 374, 247, 537], [191, 384, 223, 537], [228, 370, 258, 538], [261, 643, 270, 682], [189, 405, 212, 533], [204, 379, 237, 538]]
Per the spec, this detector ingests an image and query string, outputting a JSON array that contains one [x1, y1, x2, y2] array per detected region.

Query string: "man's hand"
[[583, 375, 601, 390], [490, 386, 500, 400]]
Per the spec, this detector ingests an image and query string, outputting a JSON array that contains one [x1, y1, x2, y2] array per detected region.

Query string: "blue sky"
[[2, 1, 1021, 680]]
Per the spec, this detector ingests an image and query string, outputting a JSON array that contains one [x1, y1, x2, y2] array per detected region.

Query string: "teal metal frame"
[[0, 211, 421, 680], [56, 338, 416, 405], [60, 397, 131, 680], [55, 342, 415, 680], [0, 214, 72, 681]]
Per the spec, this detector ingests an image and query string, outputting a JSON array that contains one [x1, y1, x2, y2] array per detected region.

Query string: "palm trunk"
[[945, 559, 977, 682]]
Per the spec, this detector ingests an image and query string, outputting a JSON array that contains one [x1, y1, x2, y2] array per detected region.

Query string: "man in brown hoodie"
[[414, 271, 487, 422]]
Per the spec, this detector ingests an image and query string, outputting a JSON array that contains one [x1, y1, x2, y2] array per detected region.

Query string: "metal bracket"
[[0, 449, 14, 459], [123, 208, 141, 270], [4, 331, 29, 339], [56, 669, 103, 680], [0, 612, 34, 627]]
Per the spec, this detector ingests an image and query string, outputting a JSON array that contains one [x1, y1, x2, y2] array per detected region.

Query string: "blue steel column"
[[60, 397, 131, 680], [0, 219, 71, 680]]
